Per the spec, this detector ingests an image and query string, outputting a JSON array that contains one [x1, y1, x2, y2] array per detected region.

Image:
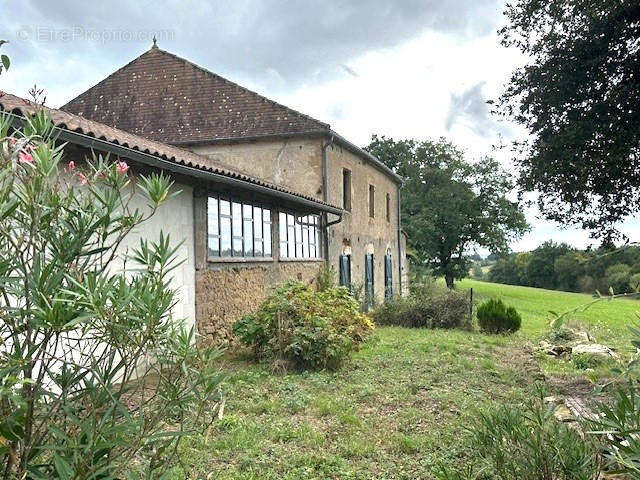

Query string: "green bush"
[[477, 298, 521, 334], [372, 285, 470, 329], [461, 391, 601, 479], [233, 281, 373, 371]]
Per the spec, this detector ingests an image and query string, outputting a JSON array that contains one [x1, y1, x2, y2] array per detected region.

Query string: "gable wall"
[[190, 138, 324, 200]]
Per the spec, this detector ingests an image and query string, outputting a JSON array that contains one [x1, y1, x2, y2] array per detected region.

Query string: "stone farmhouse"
[[0, 44, 407, 344]]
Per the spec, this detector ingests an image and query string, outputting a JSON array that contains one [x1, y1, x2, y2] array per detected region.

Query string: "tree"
[[526, 241, 571, 290], [498, 0, 640, 238], [554, 251, 585, 292], [366, 136, 528, 288], [0, 107, 222, 478]]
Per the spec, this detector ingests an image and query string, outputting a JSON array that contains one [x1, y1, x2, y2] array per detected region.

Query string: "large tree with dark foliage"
[[366, 136, 528, 288], [498, 0, 640, 237]]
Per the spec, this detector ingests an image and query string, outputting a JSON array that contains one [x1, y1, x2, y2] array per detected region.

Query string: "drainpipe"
[[322, 134, 336, 260], [397, 184, 403, 296]]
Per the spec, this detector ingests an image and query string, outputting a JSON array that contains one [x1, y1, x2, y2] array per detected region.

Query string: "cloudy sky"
[[1, 0, 637, 253]]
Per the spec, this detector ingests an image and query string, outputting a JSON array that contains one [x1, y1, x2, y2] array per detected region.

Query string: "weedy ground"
[[172, 280, 639, 479]]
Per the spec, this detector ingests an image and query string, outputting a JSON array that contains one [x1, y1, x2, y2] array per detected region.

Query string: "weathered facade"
[[3, 44, 408, 344]]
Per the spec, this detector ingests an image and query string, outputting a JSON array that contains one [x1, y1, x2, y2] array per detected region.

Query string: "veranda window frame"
[[207, 194, 273, 261]]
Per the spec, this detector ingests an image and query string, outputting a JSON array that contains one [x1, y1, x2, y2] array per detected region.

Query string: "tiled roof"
[[61, 46, 329, 144], [0, 92, 341, 212]]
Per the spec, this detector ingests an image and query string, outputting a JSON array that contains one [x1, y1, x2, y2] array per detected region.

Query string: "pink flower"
[[77, 173, 87, 185], [116, 161, 129, 174], [18, 151, 33, 164], [66, 160, 75, 171], [8, 137, 17, 147]]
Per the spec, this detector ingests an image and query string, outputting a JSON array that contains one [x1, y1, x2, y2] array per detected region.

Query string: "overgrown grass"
[[173, 327, 537, 479], [168, 279, 640, 478]]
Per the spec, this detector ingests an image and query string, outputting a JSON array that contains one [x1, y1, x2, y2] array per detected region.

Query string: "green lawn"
[[171, 280, 640, 479], [460, 278, 639, 362]]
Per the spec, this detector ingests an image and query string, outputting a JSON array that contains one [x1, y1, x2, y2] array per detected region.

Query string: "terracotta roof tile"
[[0, 92, 340, 211], [60, 46, 329, 144]]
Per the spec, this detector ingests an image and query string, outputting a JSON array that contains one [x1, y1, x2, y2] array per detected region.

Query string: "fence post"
[[469, 287, 473, 323]]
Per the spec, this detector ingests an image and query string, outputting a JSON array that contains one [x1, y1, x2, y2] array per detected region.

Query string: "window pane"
[[295, 221, 302, 258], [243, 203, 252, 220], [263, 209, 271, 223], [264, 222, 272, 256], [208, 235, 219, 257], [302, 217, 309, 258], [208, 197, 219, 235], [279, 212, 287, 257], [220, 199, 230, 215], [220, 217, 231, 256], [232, 238, 243, 256], [243, 219, 253, 256], [287, 214, 295, 258]]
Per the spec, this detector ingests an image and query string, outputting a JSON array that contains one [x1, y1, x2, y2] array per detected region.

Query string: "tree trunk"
[[445, 273, 454, 289]]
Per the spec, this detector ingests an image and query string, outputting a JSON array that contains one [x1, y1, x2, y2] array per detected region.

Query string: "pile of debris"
[[537, 327, 618, 362]]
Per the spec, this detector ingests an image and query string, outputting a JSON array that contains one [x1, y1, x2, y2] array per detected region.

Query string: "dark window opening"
[[343, 169, 352, 211], [368, 185, 375, 218], [386, 193, 391, 222], [364, 253, 374, 310], [339, 254, 351, 287], [384, 253, 393, 301]]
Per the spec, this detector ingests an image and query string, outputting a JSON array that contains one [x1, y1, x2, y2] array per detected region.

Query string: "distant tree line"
[[482, 241, 640, 295]]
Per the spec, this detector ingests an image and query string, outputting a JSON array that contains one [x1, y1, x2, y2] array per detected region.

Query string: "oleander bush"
[[0, 105, 223, 479], [372, 284, 470, 329], [233, 281, 373, 371], [477, 298, 521, 334], [459, 390, 601, 479]]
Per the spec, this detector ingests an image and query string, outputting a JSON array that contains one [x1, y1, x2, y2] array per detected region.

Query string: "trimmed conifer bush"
[[477, 298, 522, 334]]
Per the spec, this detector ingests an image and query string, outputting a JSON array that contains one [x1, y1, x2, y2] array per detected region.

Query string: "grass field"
[[171, 280, 640, 479], [459, 278, 639, 374]]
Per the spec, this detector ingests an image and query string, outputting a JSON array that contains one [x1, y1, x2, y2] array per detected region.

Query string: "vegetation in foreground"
[[175, 327, 536, 479], [170, 278, 640, 479]]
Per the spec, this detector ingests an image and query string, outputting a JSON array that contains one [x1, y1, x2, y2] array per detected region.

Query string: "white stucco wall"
[[115, 180, 196, 331]]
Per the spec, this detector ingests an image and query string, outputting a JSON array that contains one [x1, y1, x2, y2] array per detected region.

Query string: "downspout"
[[321, 134, 338, 260], [397, 184, 403, 296]]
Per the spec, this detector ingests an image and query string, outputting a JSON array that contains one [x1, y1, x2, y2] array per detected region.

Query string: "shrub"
[[233, 281, 373, 371], [0, 108, 222, 479], [316, 262, 337, 292], [463, 390, 601, 479], [372, 284, 470, 329], [476, 298, 521, 334]]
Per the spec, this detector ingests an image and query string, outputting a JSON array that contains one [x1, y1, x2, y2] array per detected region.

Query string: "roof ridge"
[[152, 47, 330, 132]]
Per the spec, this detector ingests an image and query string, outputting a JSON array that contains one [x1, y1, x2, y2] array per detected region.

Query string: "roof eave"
[[3, 111, 342, 215]]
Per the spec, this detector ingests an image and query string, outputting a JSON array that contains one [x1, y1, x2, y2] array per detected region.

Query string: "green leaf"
[[1, 55, 9, 71], [53, 455, 75, 480]]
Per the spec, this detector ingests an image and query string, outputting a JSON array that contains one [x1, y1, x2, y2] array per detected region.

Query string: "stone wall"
[[325, 143, 404, 301], [191, 137, 324, 200], [195, 261, 323, 345]]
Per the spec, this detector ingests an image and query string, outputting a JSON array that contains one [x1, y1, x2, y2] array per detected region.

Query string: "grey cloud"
[[340, 64, 359, 77], [445, 82, 504, 137], [0, 0, 502, 102]]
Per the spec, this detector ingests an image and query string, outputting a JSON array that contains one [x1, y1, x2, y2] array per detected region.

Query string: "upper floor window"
[[208, 196, 272, 258], [386, 193, 391, 222], [342, 169, 352, 211], [368, 185, 375, 218], [279, 212, 322, 259]]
